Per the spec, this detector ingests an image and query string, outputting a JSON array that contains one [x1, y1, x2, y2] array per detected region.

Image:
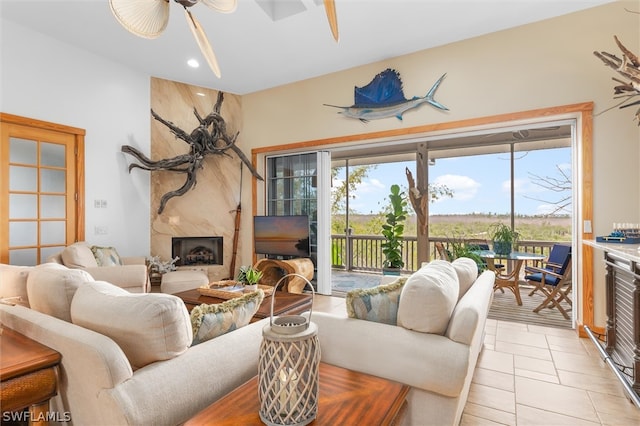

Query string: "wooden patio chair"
[[524, 244, 572, 319]]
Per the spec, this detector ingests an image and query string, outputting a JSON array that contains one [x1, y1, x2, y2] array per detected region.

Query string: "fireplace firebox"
[[172, 237, 223, 266]]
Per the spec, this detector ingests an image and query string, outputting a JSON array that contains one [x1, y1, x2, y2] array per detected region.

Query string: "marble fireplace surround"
[[149, 77, 244, 282]]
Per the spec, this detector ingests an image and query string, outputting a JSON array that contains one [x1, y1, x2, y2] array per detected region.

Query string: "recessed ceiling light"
[[196, 92, 205, 97], [187, 59, 199, 68]]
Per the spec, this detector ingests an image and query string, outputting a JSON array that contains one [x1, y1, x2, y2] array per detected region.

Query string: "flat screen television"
[[254, 215, 310, 257]]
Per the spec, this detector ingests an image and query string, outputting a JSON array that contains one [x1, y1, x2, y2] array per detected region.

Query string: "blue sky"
[[334, 147, 572, 216]]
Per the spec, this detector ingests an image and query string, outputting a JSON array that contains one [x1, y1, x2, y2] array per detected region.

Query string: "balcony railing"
[[331, 235, 562, 274]]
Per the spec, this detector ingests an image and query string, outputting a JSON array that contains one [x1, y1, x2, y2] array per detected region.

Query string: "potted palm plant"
[[489, 223, 520, 256], [381, 184, 408, 275]]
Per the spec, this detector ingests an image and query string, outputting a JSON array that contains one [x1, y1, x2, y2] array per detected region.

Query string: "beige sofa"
[[0, 263, 267, 425], [305, 259, 495, 426], [47, 242, 149, 292]]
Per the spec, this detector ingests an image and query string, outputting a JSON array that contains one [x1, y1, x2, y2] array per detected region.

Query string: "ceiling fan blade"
[[199, 0, 237, 14], [109, 0, 170, 39], [184, 8, 222, 78], [324, 0, 339, 42]]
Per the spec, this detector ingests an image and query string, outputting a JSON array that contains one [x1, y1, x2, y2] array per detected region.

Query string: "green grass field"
[[332, 213, 572, 242]]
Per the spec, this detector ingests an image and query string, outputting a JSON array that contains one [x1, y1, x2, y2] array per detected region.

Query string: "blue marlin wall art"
[[324, 68, 449, 122]]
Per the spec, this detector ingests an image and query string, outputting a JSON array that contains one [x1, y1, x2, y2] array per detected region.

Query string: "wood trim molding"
[[252, 102, 594, 332], [0, 112, 86, 256], [0, 113, 86, 136], [252, 102, 594, 154]]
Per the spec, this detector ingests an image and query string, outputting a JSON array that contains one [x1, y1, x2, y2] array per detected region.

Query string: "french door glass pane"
[[9, 249, 37, 266], [41, 142, 66, 167], [40, 195, 66, 218], [9, 138, 36, 164], [41, 246, 65, 262], [9, 222, 37, 246], [9, 166, 37, 191], [40, 169, 66, 192], [41, 221, 66, 245], [9, 194, 37, 218]]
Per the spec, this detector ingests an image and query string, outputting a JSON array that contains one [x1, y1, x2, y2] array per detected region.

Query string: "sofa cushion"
[[90, 246, 123, 266], [0, 264, 32, 307], [27, 264, 94, 322], [452, 257, 479, 300], [71, 281, 192, 369], [346, 277, 407, 325], [190, 289, 264, 345], [61, 242, 98, 268], [397, 260, 459, 335]]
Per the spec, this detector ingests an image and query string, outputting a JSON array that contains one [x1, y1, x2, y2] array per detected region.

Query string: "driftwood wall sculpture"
[[594, 36, 640, 125], [122, 91, 262, 214]]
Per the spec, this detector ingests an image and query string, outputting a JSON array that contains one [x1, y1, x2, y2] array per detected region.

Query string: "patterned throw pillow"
[[190, 289, 265, 345], [346, 277, 408, 325], [90, 246, 123, 266]]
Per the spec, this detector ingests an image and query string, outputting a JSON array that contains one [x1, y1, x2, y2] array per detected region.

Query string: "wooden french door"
[[0, 113, 85, 265]]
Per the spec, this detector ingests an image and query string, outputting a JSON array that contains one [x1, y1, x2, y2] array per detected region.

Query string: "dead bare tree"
[[122, 92, 262, 214], [525, 165, 572, 216]]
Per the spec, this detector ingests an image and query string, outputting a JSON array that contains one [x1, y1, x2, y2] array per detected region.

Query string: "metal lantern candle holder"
[[258, 274, 320, 426]]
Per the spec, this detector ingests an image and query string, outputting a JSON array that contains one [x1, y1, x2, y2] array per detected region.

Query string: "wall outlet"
[[94, 226, 108, 235], [94, 199, 107, 208]]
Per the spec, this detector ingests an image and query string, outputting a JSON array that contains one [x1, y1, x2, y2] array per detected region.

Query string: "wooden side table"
[[1, 327, 62, 425], [185, 362, 409, 425]]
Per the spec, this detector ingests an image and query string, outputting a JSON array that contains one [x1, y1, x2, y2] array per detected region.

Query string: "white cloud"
[[357, 178, 385, 194], [434, 174, 480, 201]]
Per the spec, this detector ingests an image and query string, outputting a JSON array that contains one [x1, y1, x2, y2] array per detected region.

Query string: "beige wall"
[[241, 1, 640, 326]]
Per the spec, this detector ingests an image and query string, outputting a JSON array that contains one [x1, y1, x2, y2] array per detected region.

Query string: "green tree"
[[331, 165, 377, 215]]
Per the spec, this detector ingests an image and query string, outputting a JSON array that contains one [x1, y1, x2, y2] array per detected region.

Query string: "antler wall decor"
[[122, 91, 262, 214], [593, 36, 640, 125]]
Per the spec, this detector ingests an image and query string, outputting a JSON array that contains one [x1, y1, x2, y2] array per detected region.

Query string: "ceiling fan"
[[109, 0, 339, 79]]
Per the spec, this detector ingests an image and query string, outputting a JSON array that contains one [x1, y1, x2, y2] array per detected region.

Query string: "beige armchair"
[[47, 242, 149, 292]]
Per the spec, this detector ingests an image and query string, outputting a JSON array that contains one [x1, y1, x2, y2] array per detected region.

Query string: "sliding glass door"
[[265, 151, 331, 294]]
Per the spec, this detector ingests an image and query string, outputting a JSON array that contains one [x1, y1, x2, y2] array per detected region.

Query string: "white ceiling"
[[1, 0, 614, 95]]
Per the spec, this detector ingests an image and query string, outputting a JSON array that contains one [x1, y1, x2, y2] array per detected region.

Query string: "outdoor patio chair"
[[467, 241, 504, 272], [524, 244, 572, 319]]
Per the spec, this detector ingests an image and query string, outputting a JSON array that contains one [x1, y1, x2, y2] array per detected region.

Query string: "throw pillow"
[[27, 264, 94, 322], [397, 260, 459, 335], [346, 277, 407, 325], [71, 281, 192, 369], [191, 289, 264, 345], [0, 264, 32, 307], [90, 246, 123, 266], [451, 257, 479, 300], [61, 242, 98, 268]]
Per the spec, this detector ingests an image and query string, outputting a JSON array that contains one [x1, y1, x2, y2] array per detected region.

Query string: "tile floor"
[[312, 294, 640, 426]]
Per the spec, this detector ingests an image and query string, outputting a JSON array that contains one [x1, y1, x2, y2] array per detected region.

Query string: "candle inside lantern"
[[278, 367, 299, 414]]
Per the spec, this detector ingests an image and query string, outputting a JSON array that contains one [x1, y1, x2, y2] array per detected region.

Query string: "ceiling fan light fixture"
[[200, 0, 238, 14], [109, 0, 170, 39], [184, 8, 222, 78]]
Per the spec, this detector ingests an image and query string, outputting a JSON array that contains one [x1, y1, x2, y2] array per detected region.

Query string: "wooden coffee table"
[[185, 362, 408, 426], [175, 288, 313, 322]]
